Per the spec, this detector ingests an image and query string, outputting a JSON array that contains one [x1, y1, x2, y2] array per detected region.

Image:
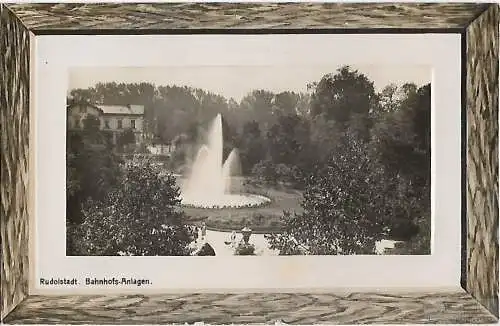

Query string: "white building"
[[67, 102, 145, 145]]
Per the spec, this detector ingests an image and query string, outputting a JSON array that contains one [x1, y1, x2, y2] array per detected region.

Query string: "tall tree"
[[66, 115, 122, 225], [236, 120, 266, 174], [273, 91, 299, 116], [369, 83, 431, 243], [310, 66, 377, 125], [266, 114, 311, 169], [371, 83, 431, 187], [376, 83, 399, 115], [239, 89, 276, 128]]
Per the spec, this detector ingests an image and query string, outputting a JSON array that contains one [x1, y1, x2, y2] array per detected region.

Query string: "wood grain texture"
[[2, 2, 499, 324], [0, 4, 30, 321], [3, 291, 498, 324], [6, 3, 489, 31], [466, 4, 499, 317]]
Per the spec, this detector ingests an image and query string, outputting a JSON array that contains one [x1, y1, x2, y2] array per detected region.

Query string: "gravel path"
[[192, 230, 399, 256]]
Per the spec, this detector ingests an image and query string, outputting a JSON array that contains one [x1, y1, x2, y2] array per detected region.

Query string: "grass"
[[179, 178, 303, 233]]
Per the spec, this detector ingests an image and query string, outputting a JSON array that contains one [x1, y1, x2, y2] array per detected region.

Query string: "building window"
[[131, 119, 136, 129], [117, 119, 123, 129], [104, 119, 110, 129]]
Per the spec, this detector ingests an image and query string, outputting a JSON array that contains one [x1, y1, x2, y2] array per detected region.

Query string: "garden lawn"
[[181, 182, 303, 234]]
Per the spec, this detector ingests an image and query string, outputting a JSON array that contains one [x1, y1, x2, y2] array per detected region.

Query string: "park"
[[65, 65, 431, 257]]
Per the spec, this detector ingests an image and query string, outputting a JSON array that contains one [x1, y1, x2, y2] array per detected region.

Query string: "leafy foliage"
[[66, 115, 123, 225], [265, 73, 431, 255], [197, 243, 216, 256], [310, 66, 376, 124], [251, 159, 279, 185], [236, 120, 266, 174], [266, 114, 310, 166], [386, 205, 431, 255], [266, 134, 391, 255], [68, 160, 196, 256]]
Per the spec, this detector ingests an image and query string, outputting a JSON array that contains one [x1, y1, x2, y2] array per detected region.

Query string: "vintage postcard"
[[31, 34, 461, 292]]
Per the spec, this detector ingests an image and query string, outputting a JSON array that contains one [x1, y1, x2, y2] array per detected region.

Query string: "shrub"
[[266, 135, 392, 255], [197, 243, 216, 256], [251, 159, 277, 185], [68, 159, 196, 256], [387, 212, 430, 255], [235, 243, 256, 255]]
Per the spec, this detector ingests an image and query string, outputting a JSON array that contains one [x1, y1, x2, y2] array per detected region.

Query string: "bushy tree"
[[371, 83, 430, 183], [237, 120, 266, 174], [66, 115, 123, 225], [251, 159, 277, 185], [374, 83, 407, 116], [274, 164, 294, 184], [267, 134, 391, 255], [369, 83, 431, 242], [310, 66, 376, 124], [239, 89, 276, 128], [273, 91, 300, 116], [68, 160, 196, 256], [266, 114, 310, 166], [364, 83, 432, 243], [309, 115, 342, 163]]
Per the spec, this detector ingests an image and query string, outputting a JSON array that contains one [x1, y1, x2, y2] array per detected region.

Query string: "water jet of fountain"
[[181, 114, 269, 209], [222, 148, 242, 194]]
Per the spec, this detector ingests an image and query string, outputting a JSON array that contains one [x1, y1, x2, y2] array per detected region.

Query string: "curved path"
[[192, 230, 400, 256], [192, 230, 279, 256]]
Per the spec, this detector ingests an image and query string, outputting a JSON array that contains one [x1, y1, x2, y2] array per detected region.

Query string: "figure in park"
[[201, 222, 207, 240], [230, 230, 237, 247]]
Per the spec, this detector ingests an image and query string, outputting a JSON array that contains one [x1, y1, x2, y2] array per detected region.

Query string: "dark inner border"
[[53, 26, 466, 281], [33, 27, 464, 35], [460, 30, 468, 289]]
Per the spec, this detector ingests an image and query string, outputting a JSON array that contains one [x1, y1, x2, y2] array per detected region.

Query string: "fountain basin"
[[181, 193, 271, 209]]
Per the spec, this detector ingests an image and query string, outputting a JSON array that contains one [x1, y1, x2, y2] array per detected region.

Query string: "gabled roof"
[[96, 104, 144, 115], [67, 101, 145, 116]]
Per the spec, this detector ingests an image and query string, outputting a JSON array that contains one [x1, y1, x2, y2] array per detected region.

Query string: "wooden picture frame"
[[1, 2, 498, 324]]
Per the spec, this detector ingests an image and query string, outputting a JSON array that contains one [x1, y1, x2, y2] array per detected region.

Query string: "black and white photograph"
[[66, 65, 431, 257]]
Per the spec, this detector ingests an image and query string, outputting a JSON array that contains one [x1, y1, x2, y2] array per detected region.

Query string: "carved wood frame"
[[1, 3, 498, 324]]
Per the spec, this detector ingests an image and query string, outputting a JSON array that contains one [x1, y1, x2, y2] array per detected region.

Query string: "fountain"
[[181, 114, 270, 209]]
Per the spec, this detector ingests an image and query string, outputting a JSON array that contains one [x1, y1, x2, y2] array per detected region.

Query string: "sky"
[[69, 65, 431, 102]]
